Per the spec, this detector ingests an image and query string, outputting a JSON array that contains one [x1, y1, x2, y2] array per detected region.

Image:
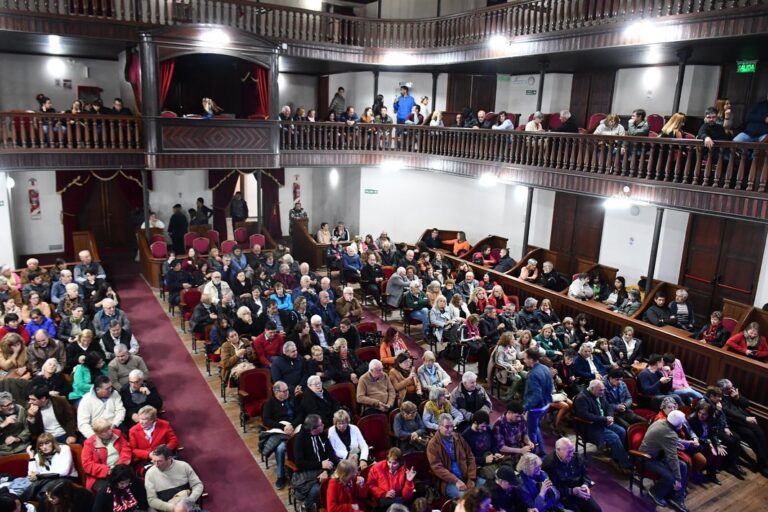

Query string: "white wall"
[[10, 171, 64, 257], [495, 73, 540, 120], [655, 209, 689, 283], [612, 65, 720, 116], [278, 74, 318, 113], [311, 167, 361, 236], [378, 72, 441, 115], [363, 0, 438, 18], [528, 189, 555, 251], [0, 173, 17, 266], [0, 53, 121, 112], [328, 72, 375, 116], [599, 205, 656, 284], [280, 168, 314, 235], [540, 74, 573, 114], [265, 0, 323, 10], [148, 171, 211, 228], [755, 243, 768, 307]]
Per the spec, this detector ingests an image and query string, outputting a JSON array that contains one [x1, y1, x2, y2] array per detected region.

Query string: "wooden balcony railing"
[[279, 121, 768, 195], [3, 0, 765, 49], [0, 112, 142, 150]]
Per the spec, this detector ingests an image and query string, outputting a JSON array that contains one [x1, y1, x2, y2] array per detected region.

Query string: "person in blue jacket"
[[733, 93, 768, 143], [393, 85, 416, 124], [522, 348, 553, 456]]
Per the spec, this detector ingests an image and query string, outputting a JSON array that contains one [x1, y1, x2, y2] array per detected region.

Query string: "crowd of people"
[[150, 214, 768, 512], [0, 250, 205, 512]]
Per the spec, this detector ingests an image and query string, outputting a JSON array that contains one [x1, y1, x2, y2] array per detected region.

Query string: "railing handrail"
[[7, 0, 766, 49], [0, 111, 142, 121]]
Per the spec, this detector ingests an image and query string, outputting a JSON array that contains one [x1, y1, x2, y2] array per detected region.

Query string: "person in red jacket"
[[128, 405, 179, 475], [0, 313, 29, 345], [725, 322, 768, 362], [81, 418, 132, 491], [327, 459, 367, 512], [366, 447, 417, 512], [252, 321, 285, 368]]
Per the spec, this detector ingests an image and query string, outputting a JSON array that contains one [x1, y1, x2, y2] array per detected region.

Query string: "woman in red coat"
[[326, 459, 367, 512], [725, 322, 768, 362], [128, 405, 180, 472], [366, 448, 417, 511], [81, 418, 132, 491]]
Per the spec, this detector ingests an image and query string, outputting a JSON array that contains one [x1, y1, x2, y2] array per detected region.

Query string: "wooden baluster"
[[82, 118, 90, 148], [746, 149, 761, 191], [758, 154, 768, 192], [1, 116, 7, 149], [118, 119, 125, 148], [722, 148, 736, 188], [16, 116, 25, 148]]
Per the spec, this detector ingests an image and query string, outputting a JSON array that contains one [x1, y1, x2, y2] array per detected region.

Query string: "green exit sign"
[[737, 60, 757, 73]]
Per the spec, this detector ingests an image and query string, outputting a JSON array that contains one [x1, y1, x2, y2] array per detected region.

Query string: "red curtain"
[[56, 170, 151, 257], [208, 170, 241, 236], [126, 49, 142, 112], [261, 169, 284, 239], [159, 59, 175, 111], [255, 66, 270, 119]]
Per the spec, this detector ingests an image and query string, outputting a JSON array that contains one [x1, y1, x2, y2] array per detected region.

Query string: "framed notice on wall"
[[28, 178, 41, 220]]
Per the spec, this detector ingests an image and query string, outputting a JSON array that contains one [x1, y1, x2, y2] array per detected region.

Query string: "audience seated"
[[77, 375, 126, 438], [427, 413, 477, 498], [99, 320, 139, 361], [716, 379, 768, 477], [696, 310, 731, 347], [0, 391, 30, 455], [492, 401, 535, 465], [108, 344, 149, 388], [120, 369, 163, 429], [128, 405, 179, 471], [668, 289, 696, 331], [92, 464, 149, 512], [271, 341, 306, 396], [145, 444, 204, 512], [0, 332, 31, 380], [326, 459, 366, 512], [603, 369, 646, 429], [637, 354, 683, 409], [24, 433, 78, 501], [542, 437, 602, 512], [572, 343, 606, 385], [516, 452, 566, 511], [724, 321, 768, 361], [69, 351, 108, 402], [389, 352, 423, 405], [293, 414, 337, 511], [335, 287, 362, 324], [26, 385, 77, 444], [93, 299, 131, 339], [82, 418, 132, 491], [643, 292, 673, 327], [327, 409, 370, 470], [366, 447, 416, 511], [662, 353, 703, 405], [702, 385, 746, 479], [573, 380, 632, 472], [638, 410, 690, 511], [393, 400, 428, 454], [450, 371, 491, 423]]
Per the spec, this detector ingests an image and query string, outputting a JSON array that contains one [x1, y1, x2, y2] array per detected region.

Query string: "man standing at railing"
[[329, 87, 346, 119], [394, 85, 415, 124]]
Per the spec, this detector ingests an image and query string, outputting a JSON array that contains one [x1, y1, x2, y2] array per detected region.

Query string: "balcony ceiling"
[[0, 32, 126, 60]]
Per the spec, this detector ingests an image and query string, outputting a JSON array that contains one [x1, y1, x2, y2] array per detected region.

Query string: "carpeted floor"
[[111, 260, 283, 511]]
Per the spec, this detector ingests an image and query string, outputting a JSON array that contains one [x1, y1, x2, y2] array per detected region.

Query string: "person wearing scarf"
[[92, 464, 148, 512]]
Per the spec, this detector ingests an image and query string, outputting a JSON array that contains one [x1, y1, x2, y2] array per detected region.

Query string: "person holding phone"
[[393, 85, 415, 124]]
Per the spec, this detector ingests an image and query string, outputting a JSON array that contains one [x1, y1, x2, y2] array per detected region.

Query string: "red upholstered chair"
[[183, 232, 197, 250], [221, 239, 237, 254], [0, 453, 30, 477], [357, 413, 391, 461], [250, 233, 266, 248], [192, 237, 210, 256], [328, 382, 359, 417], [355, 346, 378, 365], [547, 113, 562, 131], [179, 288, 202, 334], [357, 322, 378, 335], [508, 295, 520, 311], [623, 377, 656, 421], [647, 114, 664, 134], [238, 368, 272, 433], [507, 113, 517, 128], [151, 234, 166, 244], [382, 266, 395, 279], [234, 227, 248, 244], [204, 327, 221, 376], [160, 111, 178, 118], [515, 123, 526, 131], [207, 229, 220, 248], [648, 131, 659, 138], [627, 422, 659, 495], [683, 132, 696, 139], [150, 241, 167, 259], [722, 317, 738, 333], [587, 113, 606, 132]]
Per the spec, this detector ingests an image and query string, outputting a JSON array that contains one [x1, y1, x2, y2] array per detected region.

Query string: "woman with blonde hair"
[[660, 112, 687, 138], [516, 452, 564, 511], [429, 110, 444, 127], [326, 459, 367, 512], [594, 113, 625, 136], [491, 331, 525, 400], [0, 332, 30, 379], [467, 286, 488, 315], [201, 97, 222, 119], [25, 433, 78, 501]]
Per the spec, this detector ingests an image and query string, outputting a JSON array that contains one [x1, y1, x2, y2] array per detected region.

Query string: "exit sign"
[[737, 60, 757, 73]]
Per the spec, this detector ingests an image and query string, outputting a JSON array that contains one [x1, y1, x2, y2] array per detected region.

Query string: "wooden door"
[[680, 215, 766, 325], [446, 74, 496, 113], [569, 72, 592, 128], [569, 70, 615, 129], [470, 75, 497, 113], [77, 180, 137, 250], [549, 193, 605, 275], [446, 74, 473, 113], [318, 75, 329, 120]]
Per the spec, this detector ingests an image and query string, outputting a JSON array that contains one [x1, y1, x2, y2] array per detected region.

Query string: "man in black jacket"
[[479, 306, 505, 346], [717, 379, 768, 477], [542, 437, 601, 512], [167, 204, 187, 255], [642, 292, 673, 327], [552, 110, 580, 133], [493, 248, 517, 273], [293, 414, 337, 510], [262, 380, 301, 489], [573, 380, 632, 471]]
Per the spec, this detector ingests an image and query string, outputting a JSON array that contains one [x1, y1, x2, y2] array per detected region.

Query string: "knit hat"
[[496, 466, 518, 484], [667, 410, 686, 428]]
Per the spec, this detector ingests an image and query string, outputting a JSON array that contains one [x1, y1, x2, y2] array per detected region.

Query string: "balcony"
[[3, 0, 767, 66]]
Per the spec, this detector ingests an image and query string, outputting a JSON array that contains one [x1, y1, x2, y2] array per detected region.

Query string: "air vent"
[[48, 244, 63, 251]]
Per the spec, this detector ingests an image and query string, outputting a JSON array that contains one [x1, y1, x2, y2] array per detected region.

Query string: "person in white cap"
[[639, 409, 690, 512]]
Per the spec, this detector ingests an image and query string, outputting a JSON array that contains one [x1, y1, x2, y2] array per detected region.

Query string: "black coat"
[[299, 389, 340, 427]]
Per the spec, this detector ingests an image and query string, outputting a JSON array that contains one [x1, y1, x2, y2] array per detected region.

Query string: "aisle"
[[113, 270, 284, 511]]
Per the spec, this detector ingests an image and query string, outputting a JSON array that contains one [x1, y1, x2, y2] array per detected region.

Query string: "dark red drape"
[[255, 66, 270, 119], [56, 170, 151, 257], [261, 169, 284, 240], [127, 49, 142, 112], [208, 170, 240, 236], [159, 59, 175, 111]]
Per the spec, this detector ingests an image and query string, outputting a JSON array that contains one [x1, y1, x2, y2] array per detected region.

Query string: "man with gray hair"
[[99, 318, 139, 360], [449, 371, 491, 424], [93, 298, 131, 338], [0, 391, 30, 455], [262, 380, 300, 489], [146, 444, 204, 512], [74, 249, 106, 284], [385, 267, 410, 307], [553, 109, 580, 133], [270, 341, 305, 396], [309, 314, 332, 350], [404, 280, 431, 338], [311, 290, 340, 328], [573, 379, 632, 473], [120, 368, 163, 429], [426, 413, 477, 498], [457, 271, 479, 301], [357, 359, 396, 415], [51, 269, 79, 305], [542, 437, 601, 512], [517, 297, 543, 335], [108, 343, 149, 387], [335, 286, 362, 323], [27, 329, 66, 374]]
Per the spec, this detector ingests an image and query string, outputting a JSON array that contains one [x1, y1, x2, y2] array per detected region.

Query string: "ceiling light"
[[48, 35, 63, 54], [479, 173, 498, 187], [46, 58, 65, 76], [329, 168, 339, 187], [488, 34, 508, 48], [382, 51, 416, 66], [6, 177, 15, 190], [199, 29, 230, 48]]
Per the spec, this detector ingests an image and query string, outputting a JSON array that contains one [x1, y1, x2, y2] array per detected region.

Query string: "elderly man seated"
[[20, 257, 49, 284], [120, 369, 163, 429], [93, 298, 131, 338], [27, 330, 66, 374], [145, 444, 204, 512], [74, 250, 107, 284], [262, 380, 302, 490], [108, 344, 149, 388], [449, 371, 491, 424], [639, 410, 690, 511], [26, 384, 77, 444], [573, 379, 632, 473], [427, 413, 478, 498], [0, 391, 30, 455], [310, 290, 341, 328], [385, 267, 410, 308], [270, 341, 306, 396], [335, 286, 362, 323], [542, 437, 601, 512], [129, 405, 179, 471], [77, 375, 126, 438], [517, 297, 543, 335], [51, 269, 78, 305], [100, 320, 140, 361], [356, 359, 396, 416]]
